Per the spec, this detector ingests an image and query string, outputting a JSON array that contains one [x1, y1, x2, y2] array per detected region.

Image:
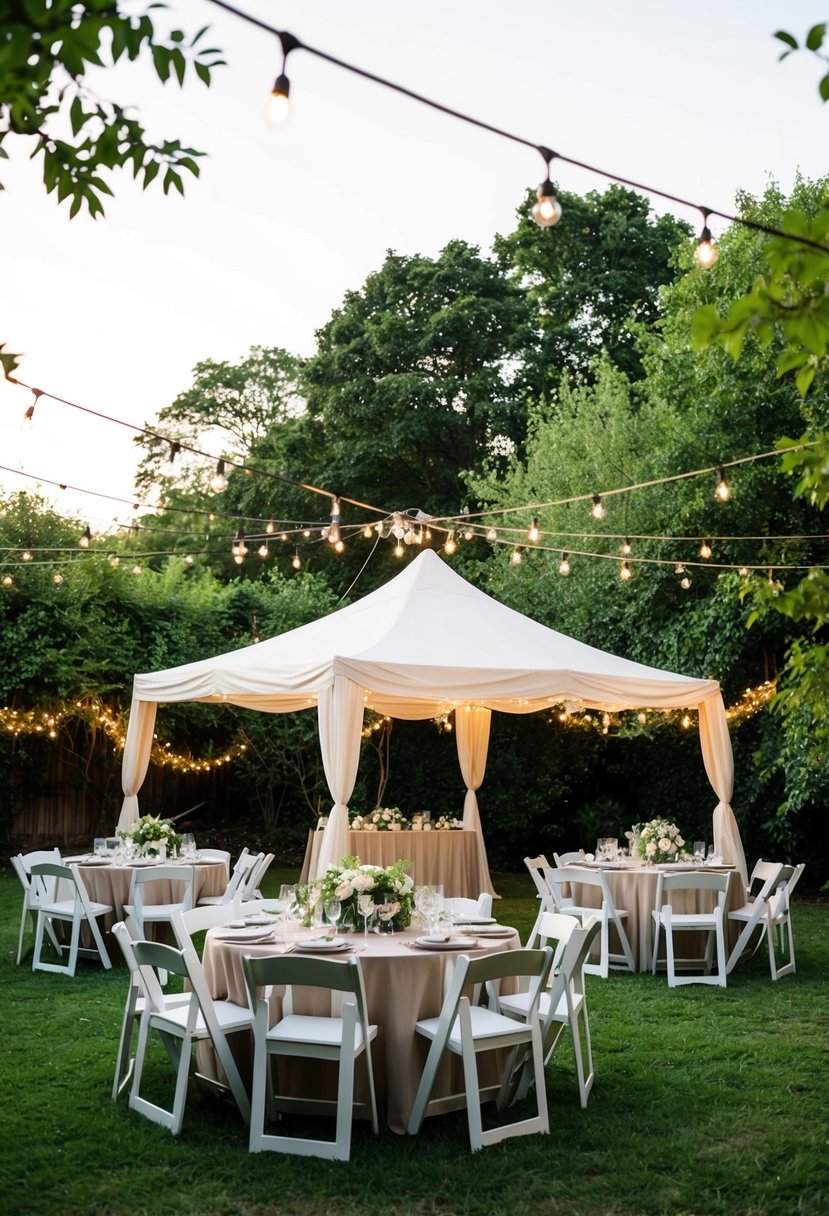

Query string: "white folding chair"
[[726, 860, 785, 978], [11, 848, 63, 965], [553, 849, 586, 866], [497, 914, 601, 1109], [110, 918, 191, 1100], [524, 855, 566, 947], [444, 893, 494, 919], [128, 939, 253, 1134], [29, 861, 112, 976], [545, 866, 635, 977], [194, 849, 231, 865], [168, 901, 243, 960], [198, 847, 258, 907], [241, 852, 274, 902], [407, 947, 554, 1151], [651, 870, 730, 988], [763, 863, 805, 980], [241, 952, 379, 1161], [124, 864, 195, 937]]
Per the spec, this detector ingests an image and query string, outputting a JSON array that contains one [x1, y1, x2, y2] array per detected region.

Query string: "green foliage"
[[0, 0, 225, 217], [775, 22, 829, 102]]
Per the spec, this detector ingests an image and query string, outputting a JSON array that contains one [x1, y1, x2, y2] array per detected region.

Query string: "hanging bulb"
[[233, 553, 244, 566], [211, 459, 227, 492], [363, 525, 373, 539], [425, 527, 432, 541], [681, 714, 692, 729], [265, 521, 275, 534], [292, 550, 301, 570], [591, 494, 605, 519], [444, 531, 457, 555], [132, 564, 142, 576], [280, 532, 288, 542], [184, 554, 194, 566], [559, 552, 571, 576], [511, 545, 523, 565], [394, 542, 404, 558], [694, 210, 718, 267], [78, 525, 92, 549], [266, 72, 291, 126], [404, 528, 417, 545], [463, 527, 474, 541], [232, 529, 248, 557], [53, 572, 63, 586], [109, 554, 120, 568], [328, 520, 341, 545], [302, 528, 311, 539], [257, 543, 269, 559], [21, 549, 32, 562], [621, 537, 632, 556], [527, 517, 540, 543], [738, 566, 749, 578], [675, 563, 685, 575], [486, 526, 497, 542], [334, 538, 345, 554], [532, 179, 562, 228], [715, 467, 731, 501], [699, 539, 712, 560], [1, 574, 12, 588], [680, 575, 691, 590], [620, 561, 632, 581]]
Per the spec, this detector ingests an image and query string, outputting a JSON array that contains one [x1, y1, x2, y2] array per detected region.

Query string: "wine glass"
[[323, 897, 341, 939], [358, 893, 375, 937], [416, 885, 440, 936], [181, 832, 197, 861], [693, 841, 705, 863], [706, 844, 717, 865], [278, 884, 297, 915], [93, 837, 106, 858]]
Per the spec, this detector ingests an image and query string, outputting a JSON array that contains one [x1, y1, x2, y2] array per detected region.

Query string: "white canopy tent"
[[118, 548, 747, 886]]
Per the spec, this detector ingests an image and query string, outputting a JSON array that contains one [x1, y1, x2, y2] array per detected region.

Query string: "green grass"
[[1, 866, 827, 1216]]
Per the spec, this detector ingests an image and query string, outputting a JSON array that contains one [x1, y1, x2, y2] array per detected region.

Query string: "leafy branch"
[[775, 23, 829, 102]]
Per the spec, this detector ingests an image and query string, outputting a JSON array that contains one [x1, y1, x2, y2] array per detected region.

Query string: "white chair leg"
[[248, 1009, 270, 1152], [664, 908, 677, 988], [112, 983, 139, 1099], [457, 1000, 484, 1151], [334, 1004, 357, 1161], [714, 910, 726, 988]]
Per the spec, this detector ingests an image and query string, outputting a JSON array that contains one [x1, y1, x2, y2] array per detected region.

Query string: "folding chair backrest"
[[747, 860, 785, 900], [536, 911, 581, 972], [129, 864, 195, 918], [548, 865, 612, 912], [444, 894, 494, 919], [655, 869, 731, 911], [524, 855, 552, 901], [553, 850, 586, 867], [169, 902, 240, 956], [242, 952, 370, 1022], [223, 849, 259, 901], [19, 849, 63, 902], [241, 852, 273, 901]]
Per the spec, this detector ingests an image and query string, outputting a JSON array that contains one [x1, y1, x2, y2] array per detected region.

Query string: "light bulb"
[[211, 459, 227, 492], [559, 552, 571, 576], [265, 521, 275, 534], [738, 566, 749, 578], [637, 711, 647, 725], [528, 517, 540, 543], [184, 554, 194, 565], [444, 532, 457, 555], [699, 540, 712, 560], [694, 226, 718, 267], [132, 564, 142, 576], [463, 528, 473, 541], [591, 494, 605, 519], [532, 179, 562, 228], [266, 74, 291, 126], [486, 526, 497, 541], [680, 575, 691, 590], [328, 520, 341, 545], [78, 525, 92, 548], [257, 543, 269, 558], [620, 561, 632, 581], [394, 542, 404, 558], [715, 468, 731, 501], [334, 539, 345, 554], [233, 554, 244, 566], [363, 525, 373, 539], [681, 714, 692, 729], [2, 574, 13, 587], [621, 537, 631, 556], [675, 563, 685, 575], [292, 552, 301, 570], [22, 550, 32, 562], [303, 529, 311, 539], [511, 546, 523, 565], [53, 572, 63, 586]]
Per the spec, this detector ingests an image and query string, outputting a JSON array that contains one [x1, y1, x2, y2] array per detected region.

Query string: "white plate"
[[414, 936, 478, 950], [467, 925, 515, 937], [296, 938, 349, 953], [244, 914, 276, 926], [74, 857, 112, 866], [126, 859, 161, 867], [451, 915, 496, 926], [212, 926, 276, 943]]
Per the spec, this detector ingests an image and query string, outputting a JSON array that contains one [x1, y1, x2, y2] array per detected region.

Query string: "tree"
[[495, 183, 691, 396], [0, 0, 224, 218]]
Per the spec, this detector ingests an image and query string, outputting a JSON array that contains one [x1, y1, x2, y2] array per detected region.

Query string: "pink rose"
[[646, 841, 657, 856], [658, 838, 671, 852]]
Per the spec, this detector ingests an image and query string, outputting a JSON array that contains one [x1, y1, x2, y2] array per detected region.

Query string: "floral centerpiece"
[[350, 807, 409, 832], [434, 814, 464, 830], [632, 818, 690, 865], [119, 813, 182, 858], [298, 855, 415, 930]]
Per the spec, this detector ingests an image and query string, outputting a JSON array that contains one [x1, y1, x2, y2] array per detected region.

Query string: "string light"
[[680, 574, 691, 590], [211, 459, 227, 492], [511, 545, 523, 565], [292, 549, 301, 570], [132, 564, 142, 576], [527, 517, 540, 543], [52, 572, 63, 585], [334, 538, 345, 554], [738, 566, 749, 578], [699, 539, 713, 559], [444, 531, 457, 555], [265, 31, 300, 126], [715, 467, 731, 501], [394, 542, 404, 558], [694, 209, 719, 267], [265, 520, 275, 534], [591, 494, 605, 519], [184, 554, 194, 565], [363, 524, 373, 539], [532, 150, 562, 227], [78, 525, 92, 549], [2, 574, 13, 587], [21, 549, 32, 562], [328, 498, 342, 546], [257, 542, 269, 559], [232, 528, 248, 559], [620, 560, 632, 581], [486, 526, 497, 541], [621, 537, 632, 556], [559, 551, 571, 576]]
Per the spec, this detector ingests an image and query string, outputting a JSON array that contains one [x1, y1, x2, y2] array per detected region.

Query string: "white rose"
[[335, 881, 353, 900], [390, 823, 401, 831], [675, 836, 684, 848], [658, 838, 671, 852], [351, 873, 375, 892]]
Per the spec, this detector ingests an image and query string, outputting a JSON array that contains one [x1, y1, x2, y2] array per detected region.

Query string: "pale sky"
[[1, 0, 826, 530]]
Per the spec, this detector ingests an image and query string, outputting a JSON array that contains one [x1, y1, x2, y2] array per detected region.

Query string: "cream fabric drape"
[[698, 694, 747, 886], [314, 676, 365, 877], [118, 698, 158, 831], [454, 704, 495, 896]]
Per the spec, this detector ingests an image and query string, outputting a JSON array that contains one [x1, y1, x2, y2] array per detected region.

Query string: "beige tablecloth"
[[299, 829, 491, 899], [70, 858, 228, 935], [201, 924, 520, 1134], [566, 863, 744, 971]]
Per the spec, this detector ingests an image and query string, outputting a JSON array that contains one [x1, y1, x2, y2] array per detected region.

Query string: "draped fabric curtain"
[[454, 704, 495, 896], [698, 694, 747, 886], [314, 676, 365, 877], [118, 698, 158, 832]]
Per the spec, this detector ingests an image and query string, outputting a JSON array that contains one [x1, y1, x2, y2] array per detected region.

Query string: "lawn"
[[1, 866, 826, 1216]]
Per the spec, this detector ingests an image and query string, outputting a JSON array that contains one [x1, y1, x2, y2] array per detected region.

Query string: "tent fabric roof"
[[132, 548, 721, 717]]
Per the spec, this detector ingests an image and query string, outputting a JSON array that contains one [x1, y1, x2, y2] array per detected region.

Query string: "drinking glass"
[[122, 838, 135, 862], [706, 844, 717, 864], [693, 840, 706, 863], [93, 837, 106, 858], [278, 884, 297, 916], [416, 885, 440, 936], [358, 893, 375, 937], [181, 832, 197, 861], [323, 898, 341, 938]]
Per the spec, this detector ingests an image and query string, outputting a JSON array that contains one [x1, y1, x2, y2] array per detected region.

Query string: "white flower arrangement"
[[298, 855, 415, 929], [350, 806, 409, 831], [633, 818, 689, 865], [433, 815, 464, 831], [119, 813, 182, 854]]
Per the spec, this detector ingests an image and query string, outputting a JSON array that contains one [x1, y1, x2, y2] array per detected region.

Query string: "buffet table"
[[565, 861, 744, 971], [299, 829, 490, 899], [200, 922, 519, 1134]]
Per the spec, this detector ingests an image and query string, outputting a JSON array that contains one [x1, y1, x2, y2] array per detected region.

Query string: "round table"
[[64, 856, 228, 935], [564, 861, 744, 971], [201, 922, 520, 1133]]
